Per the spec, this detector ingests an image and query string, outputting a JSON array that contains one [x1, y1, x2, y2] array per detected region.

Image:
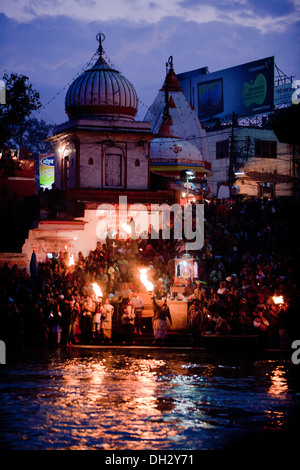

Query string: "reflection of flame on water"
[[272, 295, 284, 305], [139, 268, 154, 292], [92, 283, 103, 298], [268, 366, 289, 396]]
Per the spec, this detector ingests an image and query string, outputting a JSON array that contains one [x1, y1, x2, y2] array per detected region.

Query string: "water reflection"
[[268, 366, 289, 396], [0, 349, 299, 450]]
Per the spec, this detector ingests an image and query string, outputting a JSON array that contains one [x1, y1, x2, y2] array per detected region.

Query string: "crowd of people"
[[0, 195, 299, 350]]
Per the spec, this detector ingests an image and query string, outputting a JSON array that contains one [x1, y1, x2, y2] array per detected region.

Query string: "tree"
[[9, 117, 55, 157], [0, 72, 42, 149]]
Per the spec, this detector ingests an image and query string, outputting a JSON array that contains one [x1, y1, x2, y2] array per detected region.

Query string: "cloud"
[[1, 0, 299, 33], [1, 1, 299, 125]]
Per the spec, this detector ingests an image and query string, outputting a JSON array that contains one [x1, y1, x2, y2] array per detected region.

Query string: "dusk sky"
[[1, 0, 299, 125]]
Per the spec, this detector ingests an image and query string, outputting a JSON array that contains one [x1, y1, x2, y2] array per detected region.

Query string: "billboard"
[[39, 154, 55, 189], [178, 57, 274, 120], [198, 78, 223, 119], [274, 83, 293, 105]]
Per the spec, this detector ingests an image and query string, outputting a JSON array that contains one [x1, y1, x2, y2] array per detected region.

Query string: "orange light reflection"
[[43, 356, 179, 449], [268, 366, 289, 396]]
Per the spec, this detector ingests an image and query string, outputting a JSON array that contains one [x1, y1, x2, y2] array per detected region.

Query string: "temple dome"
[[150, 117, 207, 175], [151, 135, 203, 161], [65, 34, 138, 121]]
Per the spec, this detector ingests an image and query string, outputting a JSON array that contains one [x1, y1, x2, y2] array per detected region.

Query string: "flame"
[[273, 295, 284, 305], [139, 268, 154, 292], [68, 254, 75, 266], [92, 283, 103, 298], [122, 223, 132, 235]]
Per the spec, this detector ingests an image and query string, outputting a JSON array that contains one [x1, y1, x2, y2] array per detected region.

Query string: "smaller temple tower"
[[146, 57, 212, 199], [144, 56, 211, 165]]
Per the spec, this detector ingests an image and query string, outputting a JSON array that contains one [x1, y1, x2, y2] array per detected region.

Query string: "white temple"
[[144, 56, 211, 174]]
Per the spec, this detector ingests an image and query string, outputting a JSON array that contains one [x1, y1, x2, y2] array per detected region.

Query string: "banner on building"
[[274, 83, 293, 105], [39, 154, 55, 189]]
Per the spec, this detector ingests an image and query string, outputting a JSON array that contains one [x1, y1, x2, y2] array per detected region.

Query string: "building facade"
[[206, 117, 294, 198], [177, 57, 297, 198]]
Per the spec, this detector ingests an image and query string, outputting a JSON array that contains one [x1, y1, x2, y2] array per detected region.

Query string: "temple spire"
[[160, 55, 183, 93], [157, 57, 178, 138], [96, 32, 105, 57]]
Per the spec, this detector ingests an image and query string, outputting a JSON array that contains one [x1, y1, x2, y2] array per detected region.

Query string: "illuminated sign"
[[39, 154, 55, 189]]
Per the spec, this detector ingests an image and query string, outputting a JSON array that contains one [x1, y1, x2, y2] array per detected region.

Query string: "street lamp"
[[181, 170, 196, 255], [185, 170, 195, 204]]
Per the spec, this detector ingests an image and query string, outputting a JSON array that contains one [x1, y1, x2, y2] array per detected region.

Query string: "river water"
[[0, 346, 299, 451]]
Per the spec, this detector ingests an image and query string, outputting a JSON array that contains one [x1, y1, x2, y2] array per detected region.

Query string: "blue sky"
[[1, 0, 299, 125]]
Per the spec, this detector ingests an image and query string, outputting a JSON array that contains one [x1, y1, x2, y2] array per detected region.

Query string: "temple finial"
[[96, 32, 105, 57], [168, 56, 174, 71]]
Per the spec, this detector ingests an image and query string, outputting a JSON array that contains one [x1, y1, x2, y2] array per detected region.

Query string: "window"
[[255, 139, 277, 158], [216, 140, 229, 159], [259, 182, 275, 198], [63, 156, 69, 189], [135, 159, 140, 167], [88, 157, 93, 165], [105, 153, 123, 187]]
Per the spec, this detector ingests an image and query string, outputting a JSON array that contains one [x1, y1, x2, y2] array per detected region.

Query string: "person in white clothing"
[[101, 298, 114, 343], [92, 302, 102, 339]]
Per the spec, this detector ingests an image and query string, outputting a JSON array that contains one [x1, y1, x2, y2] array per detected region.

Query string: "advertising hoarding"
[[178, 57, 274, 120], [274, 83, 293, 105], [39, 154, 55, 189], [198, 78, 223, 119]]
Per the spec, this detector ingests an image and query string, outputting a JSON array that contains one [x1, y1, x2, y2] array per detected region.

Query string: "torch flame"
[[68, 254, 75, 266], [139, 268, 154, 292], [122, 223, 132, 235], [272, 295, 284, 305], [92, 283, 103, 298]]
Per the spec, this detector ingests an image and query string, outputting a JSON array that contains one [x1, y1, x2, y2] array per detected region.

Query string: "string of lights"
[[32, 51, 99, 123]]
